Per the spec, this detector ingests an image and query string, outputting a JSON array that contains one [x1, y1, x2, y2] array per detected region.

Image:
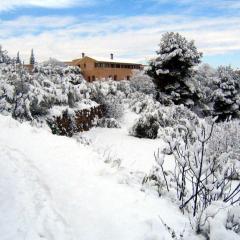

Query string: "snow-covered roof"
[[94, 57, 141, 65], [73, 56, 142, 65]]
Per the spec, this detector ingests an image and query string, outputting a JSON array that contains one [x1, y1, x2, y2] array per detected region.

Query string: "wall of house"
[[73, 57, 138, 81], [84, 67, 134, 81], [24, 64, 34, 73]]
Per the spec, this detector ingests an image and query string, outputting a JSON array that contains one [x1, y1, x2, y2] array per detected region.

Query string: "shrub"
[[89, 81, 125, 120], [144, 119, 240, 238], [128, 92, 160, 114], [97, 118, 121, 128], [130, 104, 200, 139], [0, 51, 91, 122], [130, 70, 156, 95], [208, 119, 240, 179], [130, 113, 160, 139]]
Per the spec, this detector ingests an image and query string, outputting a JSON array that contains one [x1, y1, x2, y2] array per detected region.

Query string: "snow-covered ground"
[[82, 111, 168, 173], [0, 114, 197, 240]]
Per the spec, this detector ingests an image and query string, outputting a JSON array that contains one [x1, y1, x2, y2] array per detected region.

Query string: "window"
[[126, 76, 130, 80], [114, 75, 117, 80], [92, 76, 96, 81], [88, 76, 91, 81]]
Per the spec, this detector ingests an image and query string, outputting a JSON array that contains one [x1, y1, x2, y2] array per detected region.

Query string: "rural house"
[[66, 53, 143, 81]]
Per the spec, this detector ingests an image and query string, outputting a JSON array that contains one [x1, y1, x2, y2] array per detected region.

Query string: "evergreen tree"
[[0, 45, 11, 64], [29, 49, 35, 65], [16, 51, 21, 64], [212, 66, 240, 121], [147, 32, 202, 106]]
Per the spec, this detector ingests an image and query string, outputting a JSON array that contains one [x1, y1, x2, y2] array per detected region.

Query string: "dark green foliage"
[[212, 66, 240, 121], [29, 49, 35, 65], [130, 114, 160, 139], [147, 32, 202, 107]]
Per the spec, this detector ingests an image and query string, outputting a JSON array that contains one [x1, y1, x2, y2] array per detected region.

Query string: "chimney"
[[82, 52, 85, 58], [110, 53, 113, 60]]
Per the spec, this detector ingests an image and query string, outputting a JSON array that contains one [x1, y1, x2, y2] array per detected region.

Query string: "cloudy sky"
[[0, 0, 239, 67]]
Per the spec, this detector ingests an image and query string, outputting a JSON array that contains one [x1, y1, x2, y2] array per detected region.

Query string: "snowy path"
[[0, 146, 72, 240], [82, 111, 169, 173], [0, 115, 192, 240]]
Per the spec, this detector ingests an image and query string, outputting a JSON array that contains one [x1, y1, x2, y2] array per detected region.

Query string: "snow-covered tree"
[[29, 49, 35, 65], [147, 32, 202, 106], [192, 64, 218, 116], [16, 52, 21, 64], [212, 66, 240, 121], [0, 45, 11, 64]]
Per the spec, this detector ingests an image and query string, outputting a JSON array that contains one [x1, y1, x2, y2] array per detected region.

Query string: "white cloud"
[[149, 0, 240, 10], [0, 14, 240, 64], [0, 0, 95, 11]]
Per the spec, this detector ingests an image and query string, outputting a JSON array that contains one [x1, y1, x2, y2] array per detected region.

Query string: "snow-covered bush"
[[130, 104, 200, 139], [47, 101, 101, 136], [188, 203, 240, 239], [91, 92, 124, 120], [89, 80, 128, 99], [147, 32, 202, 106], [145, 119, 240, 238], [225, 206, 240, 235], [130, 70, 156, 95], [97, 118, 121, 128], [89, 80, 126, 120], [208, 119, 240, 179], [47, 107, 77, 136], [116, 80, 132, 96], [101, 96, 124, 120], [128, 92, 160, 114], [130, 113, 160, 139], [0, 50, 93, 122], [212, 66, 240, 121], [142, 149, 171, 196]]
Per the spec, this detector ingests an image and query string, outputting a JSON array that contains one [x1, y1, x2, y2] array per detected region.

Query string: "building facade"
[[67, 54, 143, 81]]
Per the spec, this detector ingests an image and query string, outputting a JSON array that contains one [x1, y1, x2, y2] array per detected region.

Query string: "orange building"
[[67, 53, 143, 81]]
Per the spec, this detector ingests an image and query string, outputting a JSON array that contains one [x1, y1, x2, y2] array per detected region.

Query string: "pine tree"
[[16, 51, 21, 64], [147, 32, 202, 106], [29, 49, 35, 65], [212, 66, 240, 121]]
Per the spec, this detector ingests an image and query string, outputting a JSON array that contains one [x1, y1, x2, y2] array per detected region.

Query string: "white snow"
[[82, 111, 169, 173], [0, 114, 195, 240]]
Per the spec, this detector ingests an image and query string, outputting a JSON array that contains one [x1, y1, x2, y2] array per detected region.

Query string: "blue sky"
[[0, 0, 239, 68]]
